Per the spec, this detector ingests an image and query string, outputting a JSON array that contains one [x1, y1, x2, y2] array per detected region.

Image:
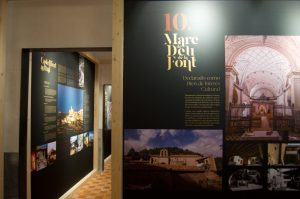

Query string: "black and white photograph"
[[268, 168, 300, 191], [226, 143, 263, 166], [228, 169, 263, 191], [104, 84, 112, 131], [70, 135, 78, 156], [77, 133, 84, 152]]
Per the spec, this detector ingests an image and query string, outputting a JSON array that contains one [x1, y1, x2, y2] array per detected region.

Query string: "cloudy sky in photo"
[[124, 129, 222, 157]]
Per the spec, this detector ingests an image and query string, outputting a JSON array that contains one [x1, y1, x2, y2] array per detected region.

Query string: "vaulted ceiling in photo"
[[225, 36, 300, 98], [236, 46, 289, 97]]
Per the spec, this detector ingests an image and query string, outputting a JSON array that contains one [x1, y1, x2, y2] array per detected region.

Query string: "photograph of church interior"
[[225, 36, 300, 141], [268, 143, 300, 166]]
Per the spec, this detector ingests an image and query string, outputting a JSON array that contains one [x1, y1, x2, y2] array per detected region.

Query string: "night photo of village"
[[123, 129, 223, 192], [57, 84, 84, 134]]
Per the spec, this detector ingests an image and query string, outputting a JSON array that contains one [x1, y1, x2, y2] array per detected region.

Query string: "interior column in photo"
[[235, 85, 243, 116], [225, 66, 238, 111], [238, 86, 243, 105], [290, 72, 300, 131]]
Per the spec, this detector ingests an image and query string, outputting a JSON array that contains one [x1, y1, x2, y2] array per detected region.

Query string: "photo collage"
[[57, 57, 84, 135], [32, 54, 93, 172], [225, 35, 300, 191], [70, 131, 94, 156], [31, 141, 57, 172], [225, 142, 300, 191], [57, 57, 94, 156]]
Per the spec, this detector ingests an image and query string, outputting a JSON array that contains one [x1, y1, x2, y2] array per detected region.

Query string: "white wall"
[[5, 0, 112, 152]]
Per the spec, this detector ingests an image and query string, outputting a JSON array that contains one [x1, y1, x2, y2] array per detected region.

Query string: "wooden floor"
[[67, 158, 111, 199]]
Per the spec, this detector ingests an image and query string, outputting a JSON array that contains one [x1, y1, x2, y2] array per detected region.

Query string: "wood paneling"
[[0, 0, 8, 198], [112, 0, 123, 198], [26, 52, 32, 199], [93, 61, 100, 172]]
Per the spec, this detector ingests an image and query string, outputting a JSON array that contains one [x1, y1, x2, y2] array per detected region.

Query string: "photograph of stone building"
[[149, 149, 216, 171], [124, 129, 222, 191], [225, 36, 300, 141]]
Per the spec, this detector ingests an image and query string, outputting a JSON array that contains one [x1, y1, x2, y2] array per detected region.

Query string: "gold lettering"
[[41, 57, 57, 73], [164, 33, 199, 72], [164, 33, 173, 44]]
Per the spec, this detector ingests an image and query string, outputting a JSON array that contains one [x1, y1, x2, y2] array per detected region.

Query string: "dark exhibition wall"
[[124, 0, 300, 128], [123, 0, 300, 197], [20, 51, 95, 199]]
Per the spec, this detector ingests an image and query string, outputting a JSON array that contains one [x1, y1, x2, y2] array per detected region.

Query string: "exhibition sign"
[[27, 52, 95, 199], [124, 0, 300, 196]]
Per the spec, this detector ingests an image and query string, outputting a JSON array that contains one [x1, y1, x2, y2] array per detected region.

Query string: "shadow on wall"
[[4, 153, 19, 199]]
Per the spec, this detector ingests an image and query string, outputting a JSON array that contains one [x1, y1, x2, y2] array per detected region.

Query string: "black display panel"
[[30, 52, 95, 199], [124, 0, 300, 197]]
